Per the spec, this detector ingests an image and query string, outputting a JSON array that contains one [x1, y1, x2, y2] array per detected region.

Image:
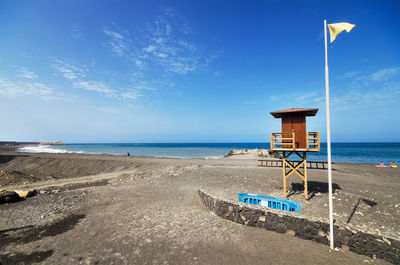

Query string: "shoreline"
[[8, 143, 390, 165]]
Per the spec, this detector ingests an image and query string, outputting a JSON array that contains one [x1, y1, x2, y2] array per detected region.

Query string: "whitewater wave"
[[204, 155, 224, 159], [17, 145, 83, 154]]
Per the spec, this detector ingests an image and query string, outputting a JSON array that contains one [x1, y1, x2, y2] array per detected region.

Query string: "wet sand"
[[0, 149, 398, 264]]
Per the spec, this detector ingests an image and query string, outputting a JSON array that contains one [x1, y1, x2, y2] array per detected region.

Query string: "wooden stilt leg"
[[283, 152, 287, 197], [304, 152, 308, 199]]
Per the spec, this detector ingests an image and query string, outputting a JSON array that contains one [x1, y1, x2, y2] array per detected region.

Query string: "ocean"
[[16, 142, 400, 164]]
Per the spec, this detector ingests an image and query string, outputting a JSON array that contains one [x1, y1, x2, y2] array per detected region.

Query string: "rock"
[[341, 245, 350, 253], [318, 230, 325, 237], [384, 252, 400, 264], [258, 216, 266, 222], [0, 191, 21, 204], [286, 230, 296, 236], [382, 237, 391, 245]]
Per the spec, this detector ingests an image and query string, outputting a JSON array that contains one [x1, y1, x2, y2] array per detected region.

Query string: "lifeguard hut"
[[269, 108, 320, 199]]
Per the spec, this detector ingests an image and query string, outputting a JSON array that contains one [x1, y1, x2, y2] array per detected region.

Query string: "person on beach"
[[389, 161, 397, 168], [378, 162, 386, 167]]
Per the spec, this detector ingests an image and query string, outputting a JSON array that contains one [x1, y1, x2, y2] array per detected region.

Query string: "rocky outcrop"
[[39, 141, 66, 146], [198, 189, 400, 264], [224, 149, 280, 158]]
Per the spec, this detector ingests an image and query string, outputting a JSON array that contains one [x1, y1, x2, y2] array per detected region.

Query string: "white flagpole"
[[324, 19, 334, 250]]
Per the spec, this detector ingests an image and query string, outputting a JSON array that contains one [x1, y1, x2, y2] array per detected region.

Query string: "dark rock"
[[364, 240, 380, 254], [304, 224, 317, 236], [350, 242, 367, 256], [309, 221, 322, 230], [384, 252, 400, 264], [376, 252, 385, 259], [336, 229, 353, 246], [390, 238, 400, 250], [275, 223, 287, 234], [314, 236, 329, 245], [0, 191, 21, 204], [27, 189, 38, 197]]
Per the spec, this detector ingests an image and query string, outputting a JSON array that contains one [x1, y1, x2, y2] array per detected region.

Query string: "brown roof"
[[270, 108, 319, 118]]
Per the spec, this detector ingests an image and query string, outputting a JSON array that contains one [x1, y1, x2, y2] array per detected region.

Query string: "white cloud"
[[297, 90, 320, 101], [143, 45, 157, 53], [17, 67, 38, 79], [103, 27, 129, 57], [0, 77, 53, 97], [103, 7, 217, 76], [51, 59, 86, 80], [121, 89, 141, 99], [331, 82, 400, 110], [341, 66, 400, 88], [74, 81, 113, 94], [339, 71, 360, 79], [370, 67, 400, 82]]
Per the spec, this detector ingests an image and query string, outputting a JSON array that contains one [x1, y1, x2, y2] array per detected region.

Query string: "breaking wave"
[[17, 145, 83, 154]]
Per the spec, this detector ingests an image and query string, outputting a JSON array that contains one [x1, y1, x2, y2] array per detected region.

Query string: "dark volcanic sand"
[[0, 150, 397, 264]]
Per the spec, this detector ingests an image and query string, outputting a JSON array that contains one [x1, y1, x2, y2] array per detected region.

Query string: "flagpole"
[[324, 19, 334, 250]]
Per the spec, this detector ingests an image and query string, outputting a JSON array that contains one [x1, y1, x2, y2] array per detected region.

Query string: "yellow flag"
[[328, 23, 355, 43]]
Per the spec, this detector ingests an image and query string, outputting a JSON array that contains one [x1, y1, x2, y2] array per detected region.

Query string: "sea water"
[[17, 142, 400, 164]]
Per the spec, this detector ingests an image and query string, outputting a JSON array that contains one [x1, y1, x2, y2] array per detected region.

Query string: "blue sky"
[[0, 0, 399, 142]]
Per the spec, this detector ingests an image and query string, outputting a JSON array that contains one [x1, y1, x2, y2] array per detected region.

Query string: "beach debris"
[[0, 190, 21, 204], [15, 189, 37, 198], [340, 244, 350, 254], [0, 189, 37, 204]]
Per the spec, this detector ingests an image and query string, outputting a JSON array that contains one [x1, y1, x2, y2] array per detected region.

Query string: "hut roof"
[[270, 108, 319, 118]]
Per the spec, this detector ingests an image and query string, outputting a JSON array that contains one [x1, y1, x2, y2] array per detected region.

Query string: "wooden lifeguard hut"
[[269, 108, 320, 199]]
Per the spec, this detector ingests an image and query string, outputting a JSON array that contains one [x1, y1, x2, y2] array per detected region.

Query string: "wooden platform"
[[270, 131, 320, 152], [258, 159, 332, 170]]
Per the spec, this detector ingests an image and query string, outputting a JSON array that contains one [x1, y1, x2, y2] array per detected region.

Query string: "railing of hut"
[[270, 131, 320, 151]]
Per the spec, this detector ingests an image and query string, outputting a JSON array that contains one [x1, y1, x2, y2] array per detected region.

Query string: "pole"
[[324, 19, 334, 250]]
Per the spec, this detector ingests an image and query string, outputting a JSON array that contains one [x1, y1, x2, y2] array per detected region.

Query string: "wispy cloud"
[[103, 27, 129, 57], [0, 77, 52, 97], [121, 89, 141, 100], [338, 71, 360, 79], [103, 8, 217, 76], [345, 66, 400, 87], [370, 67, 400, 82], [139, 10, 202, 74], [17, 67, 38, 79], [297, 90, 320, 102], [51, 59, 87, 79], [50, 57, 145, 101], [331, 82, 400, 110], [73, 81, 114, 94]]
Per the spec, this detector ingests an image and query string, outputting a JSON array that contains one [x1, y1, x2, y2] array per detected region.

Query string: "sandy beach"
[[0, 147, 399, 264]]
